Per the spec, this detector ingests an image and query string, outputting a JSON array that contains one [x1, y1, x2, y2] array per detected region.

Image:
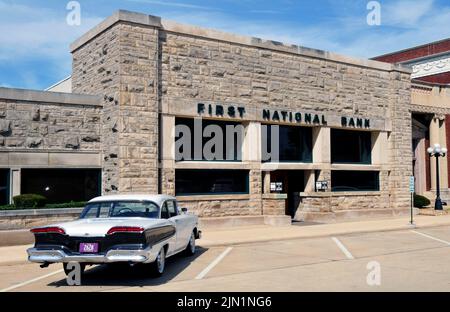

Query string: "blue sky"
[[1, 0, 450, 90]]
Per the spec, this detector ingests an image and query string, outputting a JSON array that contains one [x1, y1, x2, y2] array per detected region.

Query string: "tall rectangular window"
[[175, 169, 249, 195], [21, 169, 101, 204], [331, 129, 372, 164], [262, 125, 313, 162], [0, 169, 9, 205], [175, 118, 243, 162], [331, 171, 379, 192]]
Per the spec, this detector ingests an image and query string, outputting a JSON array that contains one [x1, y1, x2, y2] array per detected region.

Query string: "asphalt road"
[[1, 226, 449, 292]]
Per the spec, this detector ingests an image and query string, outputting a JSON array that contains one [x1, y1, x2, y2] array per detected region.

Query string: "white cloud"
[[0, 1, 102, 84], [126, 0, 217, 10], [383, 0, 435, 27], [160, 0, 450, 59], [1, 0, 450, 90]]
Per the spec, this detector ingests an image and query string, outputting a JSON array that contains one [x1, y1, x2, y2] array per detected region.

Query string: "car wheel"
[[63, 262, 85, 276], [151, 247, 166, 277], [185, 231, 196, 256]]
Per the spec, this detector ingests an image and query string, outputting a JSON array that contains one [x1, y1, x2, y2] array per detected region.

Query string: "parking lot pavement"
[[1, 226, 449, 292]]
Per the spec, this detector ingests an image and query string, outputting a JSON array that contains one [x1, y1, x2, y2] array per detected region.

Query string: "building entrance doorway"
[[270, 170, 306, 218], [412, 114, 432, 195]]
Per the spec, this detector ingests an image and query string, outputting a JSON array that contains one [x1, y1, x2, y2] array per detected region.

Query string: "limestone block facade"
[[0, 10, 415, 222], [68, 10, 413, 221], [0, 88, 102, 202]]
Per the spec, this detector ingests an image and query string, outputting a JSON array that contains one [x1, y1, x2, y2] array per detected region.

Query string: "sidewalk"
[[197, 214, 450, 247], [1, 215, 450, 266], [0, 244, 32, 266]]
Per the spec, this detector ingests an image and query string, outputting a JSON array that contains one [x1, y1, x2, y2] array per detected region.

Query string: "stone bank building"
[[0, 10, 415, 222]]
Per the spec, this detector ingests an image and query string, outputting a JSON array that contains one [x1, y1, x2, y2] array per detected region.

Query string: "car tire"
[[63, 262, 85, 276], [184, 231, 196, 256], [151, 247, 166, 277]]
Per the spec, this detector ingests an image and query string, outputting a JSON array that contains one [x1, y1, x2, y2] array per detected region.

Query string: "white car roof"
[[88, 194, 176, 207]]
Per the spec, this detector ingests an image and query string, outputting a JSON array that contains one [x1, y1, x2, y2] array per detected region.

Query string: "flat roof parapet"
[[70, 9, 411, 74], [0, 87, 102, 107]]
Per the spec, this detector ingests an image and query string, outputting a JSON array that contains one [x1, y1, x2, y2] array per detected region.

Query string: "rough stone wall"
[[161, 168, 175, 196], [72, 24, 121, 192], [160, 32, 393, 118], [71, 17, 412, 218], [178, 199, 260, 217], [388, 72, 413, 214], [160, 31, 410, 217], [0, 99, 101, 150], [262, 198, 285, 215], [72, 23, 159, 193]]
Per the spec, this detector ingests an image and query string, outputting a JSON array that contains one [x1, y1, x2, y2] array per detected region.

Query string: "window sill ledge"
[[300, 191, 382, 197], [176, 194, 251, 201]]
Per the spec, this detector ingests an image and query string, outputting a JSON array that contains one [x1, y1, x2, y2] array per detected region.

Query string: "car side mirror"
[[181, 208, 188, 213]]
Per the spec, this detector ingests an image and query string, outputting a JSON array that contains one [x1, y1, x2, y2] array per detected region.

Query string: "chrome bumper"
[[27, 247, 158, 264]]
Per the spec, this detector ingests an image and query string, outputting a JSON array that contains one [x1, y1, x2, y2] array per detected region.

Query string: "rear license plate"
[[79, 243, 99, 254]]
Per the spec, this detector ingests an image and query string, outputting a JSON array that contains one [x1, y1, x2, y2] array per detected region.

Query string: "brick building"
[[374, 39, 450, 203], [0, 10, 413, 222]]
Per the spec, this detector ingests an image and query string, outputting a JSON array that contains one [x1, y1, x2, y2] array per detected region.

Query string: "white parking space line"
[[411, 230, 450, 246], [0, 269, 64, 292], [331, 237, 354, 260], [195, 247, 233, 280]]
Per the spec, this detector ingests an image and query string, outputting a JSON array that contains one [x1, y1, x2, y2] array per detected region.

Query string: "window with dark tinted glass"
[[175, 170, 249, 195], [331, 171, 379, 192], [0, 169, 9, 205], [21, 169, 101, 204], [331, 129, 372, 164], [175, 118, 243, 161], [262, 125, 312, 162]]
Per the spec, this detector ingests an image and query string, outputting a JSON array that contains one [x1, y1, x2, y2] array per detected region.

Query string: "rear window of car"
[[81, 201, 160, 219]]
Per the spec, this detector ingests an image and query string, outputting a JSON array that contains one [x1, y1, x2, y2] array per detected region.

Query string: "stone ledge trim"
[[0, 208, 84, 217], [0, 87, 102, 107], [70, 9, 411, 74], [262, 194, 288, 200], [410, 104, 450, 115], [70, 10, 162, 52], [0, 151, 102, 167], [177, 194, 251, 201], [299, 191, 382, 197]]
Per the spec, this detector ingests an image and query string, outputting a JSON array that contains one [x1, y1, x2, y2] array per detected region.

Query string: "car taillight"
[[107, 226, 145, 235], [30, 227, 66, 235]]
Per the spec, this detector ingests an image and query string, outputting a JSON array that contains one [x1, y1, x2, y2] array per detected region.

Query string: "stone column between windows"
[[243, 122, 261, 163], [312, 127, 331, 190], [10, 168, 21, 204], [160, 115, 176, 196]]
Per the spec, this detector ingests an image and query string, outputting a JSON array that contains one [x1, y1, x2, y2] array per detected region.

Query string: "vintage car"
[[27, 194, 201, 276]]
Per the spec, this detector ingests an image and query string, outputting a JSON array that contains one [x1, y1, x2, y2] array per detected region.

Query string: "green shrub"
[[0, 204, 15, 210], [0, 201, 86, 211], [13, 194, 47, 208], [45, 201, 86, 208], [414, 194, 431, 208]]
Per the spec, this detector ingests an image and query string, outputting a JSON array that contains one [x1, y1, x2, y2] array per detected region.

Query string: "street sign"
[[409, 176, 415, 193], [270, 182, 283, 192], [316, 181, 328, 191]]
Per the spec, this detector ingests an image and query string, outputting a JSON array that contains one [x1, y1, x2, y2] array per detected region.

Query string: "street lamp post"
[[427, 144, 448, 211]]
